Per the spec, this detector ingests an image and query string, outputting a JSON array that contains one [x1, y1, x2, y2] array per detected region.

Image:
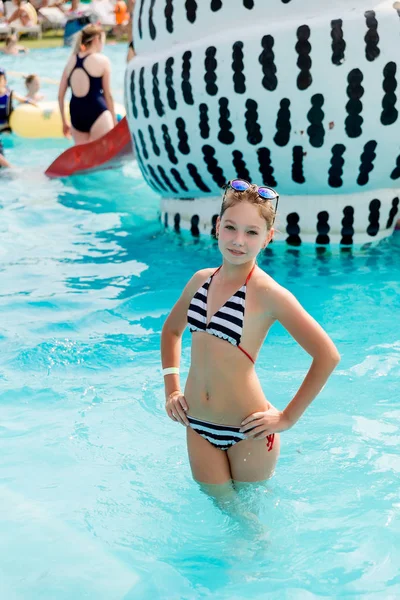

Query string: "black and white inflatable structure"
[[125, 0, 400, 244]]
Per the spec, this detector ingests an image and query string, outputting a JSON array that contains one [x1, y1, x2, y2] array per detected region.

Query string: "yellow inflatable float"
[[10, 102, 126, 139]]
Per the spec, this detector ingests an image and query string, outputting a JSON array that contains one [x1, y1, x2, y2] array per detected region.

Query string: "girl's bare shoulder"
[[252, 266, 292, 311], [181, 268, 215, 301]]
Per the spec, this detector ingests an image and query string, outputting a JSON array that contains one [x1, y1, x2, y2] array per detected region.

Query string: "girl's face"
[[216, 201, 273, 264]]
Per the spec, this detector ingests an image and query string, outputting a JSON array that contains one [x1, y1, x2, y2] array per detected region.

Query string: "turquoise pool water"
[[2, 47, 400, 599]]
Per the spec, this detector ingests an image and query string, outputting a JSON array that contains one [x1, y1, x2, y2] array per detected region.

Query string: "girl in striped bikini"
[[161, 180, 340, 499]]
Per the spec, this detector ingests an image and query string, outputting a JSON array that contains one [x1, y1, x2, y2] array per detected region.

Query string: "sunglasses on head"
[[222, 179, 279, 222]]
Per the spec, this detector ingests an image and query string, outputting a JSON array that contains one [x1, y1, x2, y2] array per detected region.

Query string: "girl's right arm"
[[101, 57, 116, 126], [58, 67, 70, 137], [161, 270, 212, 425]]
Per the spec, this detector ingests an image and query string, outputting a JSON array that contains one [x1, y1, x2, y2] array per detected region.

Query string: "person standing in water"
[[161, 180, 340, 499], [0, 67, 35, 168], [58, 24, 116, 146]]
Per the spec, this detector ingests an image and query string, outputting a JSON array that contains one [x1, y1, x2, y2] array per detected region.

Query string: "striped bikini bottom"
[[187, 415, 275, 452]]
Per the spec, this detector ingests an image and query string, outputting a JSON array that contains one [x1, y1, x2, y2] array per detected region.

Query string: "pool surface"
[[1, 47, 400, 599]]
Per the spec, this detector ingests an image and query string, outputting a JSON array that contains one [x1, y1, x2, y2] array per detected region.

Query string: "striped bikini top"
[[187, 265, 255, 363]]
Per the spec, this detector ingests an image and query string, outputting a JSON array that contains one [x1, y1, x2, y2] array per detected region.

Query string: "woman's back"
[[67, 52, 107, 99]]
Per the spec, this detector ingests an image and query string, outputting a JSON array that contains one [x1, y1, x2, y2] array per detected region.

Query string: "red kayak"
[[45, 117, 133, 178]]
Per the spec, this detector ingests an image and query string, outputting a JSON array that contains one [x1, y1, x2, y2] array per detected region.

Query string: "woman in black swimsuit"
[[58, 24, 116, 146]]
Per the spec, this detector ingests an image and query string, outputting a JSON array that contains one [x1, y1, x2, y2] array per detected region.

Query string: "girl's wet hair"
[[24, 74, 38, 86], [73, 24, 104, 54], [220, 185, 276, 231]]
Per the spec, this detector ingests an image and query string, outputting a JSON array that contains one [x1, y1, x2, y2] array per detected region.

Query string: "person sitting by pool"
[[1, 33, 28, 55], [58, 24, 116, 146], [6, 0, 37, 27], [161, 179, 340, 498], [24, 73, 43, 101]]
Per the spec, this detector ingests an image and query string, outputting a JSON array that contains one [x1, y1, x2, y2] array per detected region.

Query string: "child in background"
[[24, 74, 43, 102], [1, 33, 28, 55], [0, 67, 35, 167]]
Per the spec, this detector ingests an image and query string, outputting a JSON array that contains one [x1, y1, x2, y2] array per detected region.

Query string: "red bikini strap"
[[237, 344, 255, 364], [245, 264, 256, 285], [212, 266, 222, 278]]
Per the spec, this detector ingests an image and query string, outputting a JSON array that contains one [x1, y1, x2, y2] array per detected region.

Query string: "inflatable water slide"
[[125, 0, 400, 244]]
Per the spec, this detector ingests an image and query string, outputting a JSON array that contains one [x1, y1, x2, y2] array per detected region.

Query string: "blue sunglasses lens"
[[230, 179, 250, 192], [258, 187, 276, 200]]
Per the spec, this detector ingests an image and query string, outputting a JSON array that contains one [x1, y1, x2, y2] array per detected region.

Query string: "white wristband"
[[162, 367, 180, 376]]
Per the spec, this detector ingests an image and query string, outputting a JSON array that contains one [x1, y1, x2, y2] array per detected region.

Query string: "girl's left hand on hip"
[[240, 407, 292, 438]]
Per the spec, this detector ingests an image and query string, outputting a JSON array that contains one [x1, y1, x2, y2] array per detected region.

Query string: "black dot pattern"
[[138, 129, 149, 159], [165, 58, 177, 110], [185, 0, 198, 23], [191, 214, 200, 236], [132, 134, 150, 185], [341, 206, 354, 245], [171, 168, 189, 191], [202, 145, 226, 187], [147, 164, 167, 192], [259, 35, 277, 91], [138, 0, 145, 39], [345, 69, 364, 138], [211, 214, 218, 237], [174, 213, 182, 231], [286, 213, 301, 246], [296, 25, 312, 91], [331, 19, 345, 66], [292, 146, 305, 183], [130, 70, 138, 119], [328, 144, 346, 188], [176, 117, 190, 154], [243, 0, 254, 8], [316, 211, 330, 245], [174, 212, 181, 233], [232, 150, 251, 181], [386, 197, 399, 228], [257, 147, 277, 186], [211, 0, 222, 11], [165, 0, 173, 33], [204, 46, 218, 96], [148, 124, 161, 156], [158, 165, 179, 193], [364, 10, 380, 62], [245, 99, 262, 145], [182, 51, 194, 105], [381, 62, 398, 126], [218, 98, 235, 144], [367, 198, 380, 236], [307, 94, 325, 147], [161, 124, 178, 164], [139, 67, 149, 118], [357, 140, 377, 186], [199, 103, 210, 139], [232, 42, 246, 94], [152, 63, 165, 117], [390, 154, 400, 179], [274, 99, 291, 147], [148, 0, 156, 40], [187, 164, 211, 192]]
